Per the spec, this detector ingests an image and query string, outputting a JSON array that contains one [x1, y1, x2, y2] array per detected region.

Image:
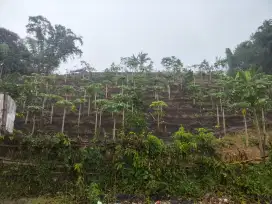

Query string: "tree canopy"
[[0, 15, 83, 76], [226, 19, 272, 75]]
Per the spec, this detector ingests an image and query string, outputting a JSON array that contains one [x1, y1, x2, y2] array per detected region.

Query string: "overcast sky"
[[0, 0, 271, 73]]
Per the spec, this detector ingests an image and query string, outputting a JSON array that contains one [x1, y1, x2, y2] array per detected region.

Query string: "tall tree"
[[0, 28, 31, 76], [25, 15, 83, 74], [226, 19, 272, 74]]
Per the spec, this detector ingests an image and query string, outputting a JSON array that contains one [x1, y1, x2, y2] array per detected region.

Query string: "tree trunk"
[[209, 71, 212, 82], [84, 90, 86, 101], [41, 97, 47, 116], [216, 105, 220, 126], [122, 108, 125, 128], [105, 84, 108, 98], [88, 98, 91, 116], [193, 76, 196, 85], [253, 108, 264, 158], [95, 108, 98, 138], [261, 108, 268, 147], [113, 117, 116, 141], [211, 97, 214, 109], [121, 81, 124, 95], [157, 113, 160, 130], [50, 105, 54, 124], [99, 110, 102, 128], [94, 93, 97, 109], [168, 84, 171, 100], [78, 103, 81, 127], [25, 111, 29, 124], [31, 115, 36, 136], [46, 82, 49, 93], [222, 108, 226, 137], [193, 98, 195, 105], [0, 66, 3, 79], [220, 98, 223, 112], [243, 112, 249, 147], [23, 100, 26, 112], [61, 107, 66, 133]]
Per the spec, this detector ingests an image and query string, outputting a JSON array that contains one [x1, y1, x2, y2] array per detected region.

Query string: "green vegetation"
[[1, 15, 272, 203], [1, 130, 272, 203]]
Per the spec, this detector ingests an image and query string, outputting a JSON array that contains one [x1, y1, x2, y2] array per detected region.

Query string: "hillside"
[[9, 71, 261, 142]]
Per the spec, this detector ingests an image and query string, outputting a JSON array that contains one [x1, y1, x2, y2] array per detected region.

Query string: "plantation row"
[[1, 68, 271, 157]]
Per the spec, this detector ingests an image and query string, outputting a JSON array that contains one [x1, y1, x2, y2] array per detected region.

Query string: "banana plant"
[[231, 102, 251, 147], [230, 69, 272, 157]]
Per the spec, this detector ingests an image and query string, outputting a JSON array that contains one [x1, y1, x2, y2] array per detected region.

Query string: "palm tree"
[[230, 69, 272, 157], [138, 52, 153, 74]]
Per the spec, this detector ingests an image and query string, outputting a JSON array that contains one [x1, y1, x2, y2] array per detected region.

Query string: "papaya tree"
[[112, 94, 131, 128], [102, 79, 112, 99], [27, 105, 41, 136], [96, 99, 108, 130], [188, 83, 200, 105], [56, 100, 74, 133], [104, 101, 124, 141], [61, 85, 75, 100], [74, 98, 86, 129], [149, 100, 168, 130], [91, 83, 102, 110], [85, 85, 93, 116], [47, 94, 63, 124]]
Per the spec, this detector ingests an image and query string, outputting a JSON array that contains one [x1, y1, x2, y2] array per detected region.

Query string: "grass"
[[1, 196, 74, 204]]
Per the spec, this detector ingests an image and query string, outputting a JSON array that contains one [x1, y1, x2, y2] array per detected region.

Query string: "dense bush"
[[0, 128, 272, 203]]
